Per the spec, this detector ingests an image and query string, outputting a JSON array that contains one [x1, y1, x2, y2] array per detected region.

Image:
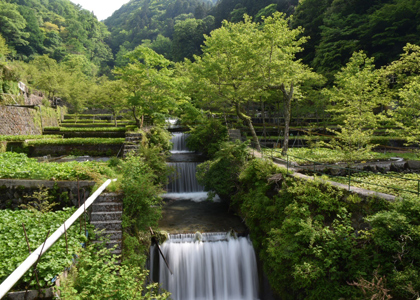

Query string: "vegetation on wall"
[[198, 143, 420, 299]]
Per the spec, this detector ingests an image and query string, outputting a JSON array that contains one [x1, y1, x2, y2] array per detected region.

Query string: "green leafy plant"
[[186, 118, 229, 159], [0, 208, 87, 290], [20, 185, 58, 214], [58, 243, 170, 299]]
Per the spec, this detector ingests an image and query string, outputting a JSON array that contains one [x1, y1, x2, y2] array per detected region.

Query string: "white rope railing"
[[0, 179, 116, 298]]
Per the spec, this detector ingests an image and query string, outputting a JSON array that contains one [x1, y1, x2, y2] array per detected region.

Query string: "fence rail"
[[250, 142, 420, 196]]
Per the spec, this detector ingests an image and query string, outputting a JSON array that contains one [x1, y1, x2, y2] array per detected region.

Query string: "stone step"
[[93, 239, 122, 250], [91, 211, 122, 222], [91, 202, 123, 212], [91, 220, 122, 231], [95, 193, 123, 204], [95, 230, 123, 241]]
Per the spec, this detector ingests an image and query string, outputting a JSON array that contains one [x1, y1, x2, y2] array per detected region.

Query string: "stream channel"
[[150, 132, 260, 300]]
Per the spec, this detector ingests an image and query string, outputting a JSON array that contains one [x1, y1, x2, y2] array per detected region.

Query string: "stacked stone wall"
[[0, 179, 95, 210], [0, 105, 60, 135]]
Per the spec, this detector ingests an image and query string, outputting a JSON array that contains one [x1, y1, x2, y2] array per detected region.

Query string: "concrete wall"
[[0, 179, 95, 210], [0, 105, 60, 136]]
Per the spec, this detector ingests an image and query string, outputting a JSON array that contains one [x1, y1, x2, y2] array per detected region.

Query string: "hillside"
[[0, 0, 112, 70]]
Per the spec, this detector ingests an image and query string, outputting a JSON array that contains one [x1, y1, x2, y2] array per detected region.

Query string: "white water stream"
[[151, 233, 259, 300]]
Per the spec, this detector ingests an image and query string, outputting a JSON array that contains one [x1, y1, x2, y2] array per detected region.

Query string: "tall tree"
[[323, 51, 388, 162], [115, 46, 177, 128]]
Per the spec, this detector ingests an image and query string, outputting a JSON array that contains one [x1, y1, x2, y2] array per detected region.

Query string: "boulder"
[[405, 160, 420, 171]]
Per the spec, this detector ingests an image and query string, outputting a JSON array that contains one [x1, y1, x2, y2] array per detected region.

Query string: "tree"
[[115, 46, 178, 128], [383, 44, 420, 148], [0, 2, 29, 50], [253, 12, 322, 155], [184, 15, 263, 150], [93, 77, 125, 126], [323, 51, 388, 162]]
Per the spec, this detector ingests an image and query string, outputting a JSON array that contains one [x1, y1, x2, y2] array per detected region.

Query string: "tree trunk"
[[113, 111, 118, 127], [132, 107, 141, 128], [281, 83, 294, 156], [261, 97, 266, 139], [235, 102, 261, 152]]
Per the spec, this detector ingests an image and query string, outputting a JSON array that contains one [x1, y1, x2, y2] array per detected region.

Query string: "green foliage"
[[0, 135, 62, 142], [114, 46, 177, 128], [20, 185, 58, 214], [120, 155, 164, 231], [44, 127, 127, 132], [59, 243, 170, 299], [186, 118, 228, 158], [270, 147, 417, 165], [26, 138, 125, 146], [0, 152, 114, 181], [0, 208, 86, 290], [196, 140, 249, 201], [322, 51, 389, 163], [147, 127, 173, 152], [228, 155, 420, 299], [331, 172, 420, 197]]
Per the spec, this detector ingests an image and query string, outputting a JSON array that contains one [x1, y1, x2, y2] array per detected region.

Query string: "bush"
[[186, 118, 228, 158], [196, 141, 250, 201], [59, 243, 170, 299]]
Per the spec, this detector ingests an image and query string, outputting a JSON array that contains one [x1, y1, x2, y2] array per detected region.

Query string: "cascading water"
[[151, 233, 259, 300], [167, 162, 204, 193], [170, 132, 192, 153], [166, 132, 213, 201]]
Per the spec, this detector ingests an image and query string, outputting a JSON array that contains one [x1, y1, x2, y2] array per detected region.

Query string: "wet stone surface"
[[159, 199, 248, 234]]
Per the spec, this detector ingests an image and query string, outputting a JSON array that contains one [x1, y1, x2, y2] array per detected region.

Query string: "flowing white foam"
[[163, 192, 220, 203], [153, 233, 259, 300]]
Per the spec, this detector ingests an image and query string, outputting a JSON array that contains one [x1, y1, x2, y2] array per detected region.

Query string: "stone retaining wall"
[[0, 105, 60, 136], [0, 179, 95, 210], [27, 143, 123, 157]]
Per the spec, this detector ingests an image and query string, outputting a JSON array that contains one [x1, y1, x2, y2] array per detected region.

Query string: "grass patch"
[[0, 152, 118, 181], [26, 138, 125, 146], [44, 127, 127, 132], [0, 135, 62, 142], [328, 172, 420, 196], [266, 147, 419, 164]]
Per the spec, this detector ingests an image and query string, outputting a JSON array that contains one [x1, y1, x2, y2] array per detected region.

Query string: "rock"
[[390, 163, 404, 172], [405, 160, 420, 170]]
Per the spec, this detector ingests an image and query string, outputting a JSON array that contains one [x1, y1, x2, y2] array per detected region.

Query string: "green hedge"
[[44, 127, 127, 132], [0, 135, 62, 142], [27, 138, 125, 146], [0, 152, 116, 180]]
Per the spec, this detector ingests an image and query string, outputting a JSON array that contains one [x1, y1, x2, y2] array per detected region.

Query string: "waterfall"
[[152, 233, 259, 300], [171, 132, 192, 153], [167, 162, 204, 193]]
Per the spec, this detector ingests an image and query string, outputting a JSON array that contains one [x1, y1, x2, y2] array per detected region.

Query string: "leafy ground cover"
[[328, 172, 420, 196], [26, 138, 125, 146], [0, 152, 116, 181], [264, 147, 419, 164], [0, 135, 62, 142], [0, 208, 86, 290]]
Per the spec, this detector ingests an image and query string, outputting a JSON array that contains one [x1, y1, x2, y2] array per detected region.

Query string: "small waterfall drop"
[[166, 132, 213, 201], [167, 162, 204, 193], [152, 233, 259, 300], [171, 132, 193, 153]]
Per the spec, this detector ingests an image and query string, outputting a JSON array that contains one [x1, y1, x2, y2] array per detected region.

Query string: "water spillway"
[[151, 233, 259, 300], [166, 132, 208, 201], [167, 162, 204, 193]]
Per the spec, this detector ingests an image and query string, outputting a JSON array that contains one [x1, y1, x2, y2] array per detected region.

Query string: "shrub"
[[186, 118, 229, 158]]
